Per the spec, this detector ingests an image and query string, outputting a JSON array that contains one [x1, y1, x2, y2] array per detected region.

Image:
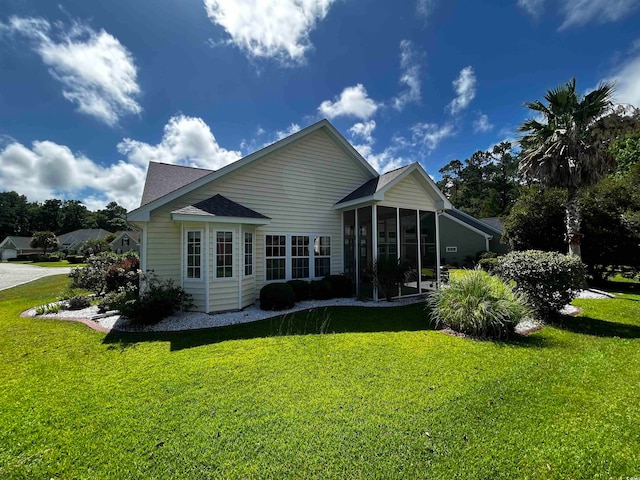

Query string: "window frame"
[[265, 234, 287, 281], [244, 232, 253, 277], [184, 229, 204, 282], [264, 234, 332, 282], [214, 230, 234, 279]]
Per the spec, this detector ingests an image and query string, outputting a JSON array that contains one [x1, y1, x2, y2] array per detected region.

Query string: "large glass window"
[[216, 231, 233, 278], [291, 235, 310, 279], [314, 236, 331, 277], [266, 235, 286, 280], [186, 230, 202, 279], [244, 232, 253, 276]]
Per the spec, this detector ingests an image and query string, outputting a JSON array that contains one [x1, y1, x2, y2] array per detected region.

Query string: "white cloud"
[[204, 0, 335, 64], [473, 112, 494, 133], [318, 84, 380, 120], [447, 66, 476, 115], [517, 0, 640, 28], [416, 0, 436, 18], [349, 120, 376, 144], [117, 115, 241, 170], [1, 16, 141, 126], [607, 51, 640, 107], [517, 0, 545, 17], [392, 40, 422, 111], [275, 123, 301, 141], [560, 0, 640, 28], [0, 140, 146, 211], [411, 122, 455, 150]]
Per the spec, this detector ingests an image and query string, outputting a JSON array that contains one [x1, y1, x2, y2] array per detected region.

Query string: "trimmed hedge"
[[496, 250, 586, 318], [287, 280, 310, 302], [309, 279, 333, 300], [325, 275, 352, 298], [260, 282, 296, 311]]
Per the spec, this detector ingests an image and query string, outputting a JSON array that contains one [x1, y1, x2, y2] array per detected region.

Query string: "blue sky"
[[1, 0, 639, 211]]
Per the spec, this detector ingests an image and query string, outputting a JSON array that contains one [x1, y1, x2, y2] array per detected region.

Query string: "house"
[[0, 236, 40, 261], [128, 119, 453, 313], [439, 209, 509, 266], [58, 229, 113, 253], [110, 231, 140, 254]]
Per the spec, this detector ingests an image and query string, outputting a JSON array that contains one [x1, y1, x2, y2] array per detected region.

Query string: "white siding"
[[381, 172, 437, 211]]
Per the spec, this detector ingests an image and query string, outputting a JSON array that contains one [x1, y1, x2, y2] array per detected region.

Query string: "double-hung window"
[[185, 230, 202, 280], [314, 236, 331, 277], [244, 232, 253, 276], [216, 231, 233, 278], [266, 235, 286, 280], [291, 236, 310, 279]]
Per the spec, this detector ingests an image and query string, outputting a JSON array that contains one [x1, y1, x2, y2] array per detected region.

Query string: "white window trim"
[[184, 228, 204, 282], [214, 229, 235, 281], [244, 231, 254, 278], [264, 233, 333, 282]]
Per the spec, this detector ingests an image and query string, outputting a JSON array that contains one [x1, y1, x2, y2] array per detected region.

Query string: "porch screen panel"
[[357, 206, 373, 300], [400, 209, 419, 296], [376, 206, 397, 263], [343, 210, 356, 292], [420, 211, 437, 292]]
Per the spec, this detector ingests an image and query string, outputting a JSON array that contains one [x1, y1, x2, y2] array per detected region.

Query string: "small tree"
[[30, 231, 58, 255]]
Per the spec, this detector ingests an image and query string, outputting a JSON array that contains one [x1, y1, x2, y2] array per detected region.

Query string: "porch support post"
[[372, 204, 378, 302], [180, 222, 184, 289], [354, 208, 359, 299], [416, 210, 421, 294], [238, 225, 243, 311], [435, 211, 442, 288], [396, 207, 401, 298], [205, 225, 210, 313]]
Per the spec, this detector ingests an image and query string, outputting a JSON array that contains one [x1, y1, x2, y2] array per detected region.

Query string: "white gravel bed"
[[25, 288, 613, 334]]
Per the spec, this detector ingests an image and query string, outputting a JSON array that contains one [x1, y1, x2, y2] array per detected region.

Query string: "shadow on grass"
[[590, 280, 639, 294], [102, 303, 555, 352], [550, 314, 640, 339]]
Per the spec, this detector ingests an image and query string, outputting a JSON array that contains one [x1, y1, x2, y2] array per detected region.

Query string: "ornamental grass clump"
[[428, 269, 530, 339]]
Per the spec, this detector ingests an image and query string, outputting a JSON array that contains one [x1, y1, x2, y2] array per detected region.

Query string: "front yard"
[[0, 275, 638, 478]]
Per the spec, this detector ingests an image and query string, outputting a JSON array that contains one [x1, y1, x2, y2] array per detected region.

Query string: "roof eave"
[[171, 213, 271, 225]]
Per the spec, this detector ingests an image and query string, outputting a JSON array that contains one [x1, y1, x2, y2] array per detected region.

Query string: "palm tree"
[[518, 78, 616, 258]]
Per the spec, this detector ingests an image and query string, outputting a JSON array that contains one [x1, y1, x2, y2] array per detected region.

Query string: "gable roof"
[[0, 236, 34, 250], [335, 162, 452, 210], [172, 194, 269, 219], [444, 209, 502, 237], [141, 163, 213, 206], [479, 217, 504, 234], [58, 229, 113, 247], [110, 230, 141, 245], [128, 119, 379, 222]]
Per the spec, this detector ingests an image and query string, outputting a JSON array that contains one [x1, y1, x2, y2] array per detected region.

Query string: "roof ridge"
[[380, 163, 413, 176], [150, 161, 215, 172]]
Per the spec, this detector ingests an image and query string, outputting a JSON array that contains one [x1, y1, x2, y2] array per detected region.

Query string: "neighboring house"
[[128, 119, 453, 313], [439, 209, 509, 266], [0, 236, 40, 261], [110, 231, 140, 254], [58, 229, 113, 253]]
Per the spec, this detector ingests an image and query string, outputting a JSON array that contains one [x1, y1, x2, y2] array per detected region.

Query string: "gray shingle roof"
[[140, 162, 213, 206], [172, 194, 269, 219], [0, 236, 35, 250], [479, 217, 504, 234], [446, 209, 502, 236], [58, 229, 113, 246], [336, 164, 412, 204]]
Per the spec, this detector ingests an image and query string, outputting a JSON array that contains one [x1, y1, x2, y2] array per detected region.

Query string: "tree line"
[[0, 194, 129, 241]]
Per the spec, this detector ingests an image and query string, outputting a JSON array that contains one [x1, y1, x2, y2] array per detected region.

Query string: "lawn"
[[1, 275, 639, 479]]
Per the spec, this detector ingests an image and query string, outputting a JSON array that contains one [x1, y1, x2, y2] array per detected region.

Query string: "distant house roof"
[[58, 229, 113, 248], [0, 236, 36, 250], [444, 209, 502, 237], [172, 194, 270, 219], [337, 165, 412, 204], [111, 230, 141, 245], [479, 217, 504, 234], [140, 162, 214, 206]]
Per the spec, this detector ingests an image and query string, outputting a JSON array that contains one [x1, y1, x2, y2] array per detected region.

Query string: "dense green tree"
[[90, 201, 128, 232], [519, 78, 617, 258], [60, 200, 90, 233], [32, 199, 63, 234], [0, 191, 31, 240], [30, 231, 58, 255]]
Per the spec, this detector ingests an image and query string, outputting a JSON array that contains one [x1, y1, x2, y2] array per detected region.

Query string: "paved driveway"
[[0, 263, 73, 292]]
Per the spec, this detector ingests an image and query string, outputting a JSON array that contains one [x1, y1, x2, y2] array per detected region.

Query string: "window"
[[291, 235, 310, 279], [445, 246, 458, 253], [266, 235, 286, 280], [244, 232, 253, 276], [216, 231, 233, 278], [186, 230, 202, 279], [314, 236, 331, 277]]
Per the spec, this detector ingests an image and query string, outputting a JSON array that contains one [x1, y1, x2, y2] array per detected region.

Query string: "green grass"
[[1, 275, 639, 478]]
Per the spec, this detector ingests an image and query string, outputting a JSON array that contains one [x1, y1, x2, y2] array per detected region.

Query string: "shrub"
[[495, 250, 586, 318], [374, 257, 410, 302], [427, 270, 530, 339], [287, 280, 310, 302], [97, 291, 131, 313], [67, 295, 91, 311], [476, 250, 498, 261], [66, 255, 85, 264], [309, 279, 333, 300], [118, 276, 193, 326], [260, 283, 296, 310], [325, 274, 352, 298], [105, 256, 140, 293], [478, 257, 499, 274], [69, 252, 138, 295]]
